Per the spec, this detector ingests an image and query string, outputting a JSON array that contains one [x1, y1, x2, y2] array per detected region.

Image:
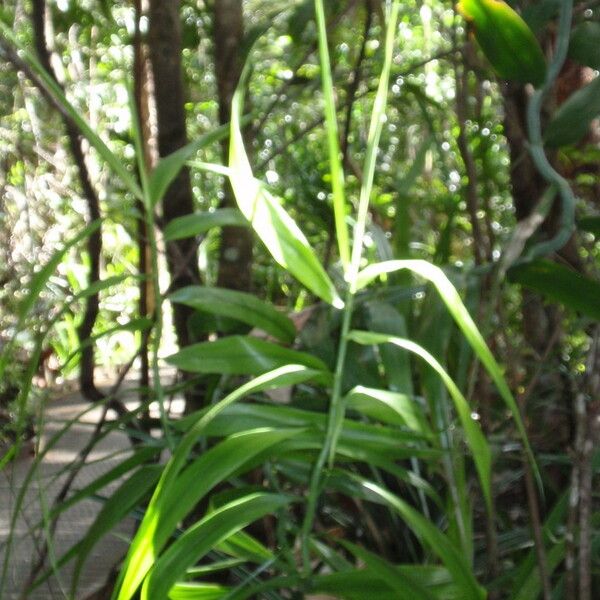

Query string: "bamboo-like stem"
[[300, 0, 400, 578]]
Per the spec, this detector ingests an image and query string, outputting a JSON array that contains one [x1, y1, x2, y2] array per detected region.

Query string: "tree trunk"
[[213, 0, 253, 292], [32, 0, 103, 403], [133, 0, 157, 406], [148, 0, 203, 408]]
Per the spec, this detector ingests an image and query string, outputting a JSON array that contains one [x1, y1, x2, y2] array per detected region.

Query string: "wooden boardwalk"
[[0, 388, 135, 599]]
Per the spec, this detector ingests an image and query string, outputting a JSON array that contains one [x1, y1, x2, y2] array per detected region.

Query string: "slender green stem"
[[300, 1, 400, 578]]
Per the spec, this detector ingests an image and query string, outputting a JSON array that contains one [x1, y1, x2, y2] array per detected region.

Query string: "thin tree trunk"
[[31, 0, 104, 404], [147, 0, 204, 408], [133, 0, 157, 404], [213, 0, 253, 292]]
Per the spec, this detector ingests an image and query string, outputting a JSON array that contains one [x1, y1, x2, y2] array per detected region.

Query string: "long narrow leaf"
[[314, 0, 350, 269], [170, 287, 296, 343], [355, 259, 537, 479], [229, 67, 342, 308], [148, 124, 231, 207], [166, 335, 329, 375], [339, 475, 486, 600], [141, 493, 292, 599], [340, 541, 437, 600], [114, 366, 323, 600], [163, 209, 247, 241], [348, 330, 491, 510]]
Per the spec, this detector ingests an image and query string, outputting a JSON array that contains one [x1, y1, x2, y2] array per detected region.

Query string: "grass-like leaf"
[[148, 124, 230, 207], [114, 366, 323, 600], [339, 474, 486, 600], [229, 67, 342, 308], [355, 259, 537, 482], [345, 386, 431, 436], [170, 287, 296, 343], [314, 0, 350, 270], [166, 335, 329, 375], [348, 330, 491, 510], [141, 493, 292, 599], [163, 209, 247, 241]]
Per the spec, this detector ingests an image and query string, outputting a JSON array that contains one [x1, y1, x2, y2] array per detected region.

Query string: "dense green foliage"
[[1, 1, 599, 599]]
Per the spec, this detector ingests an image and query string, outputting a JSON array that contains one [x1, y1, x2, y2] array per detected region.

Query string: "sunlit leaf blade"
[[170, 286, 296, 343], [115, 429, 298, 600], [141, 493, 292, 600], [169, 583, 230, 600], [71, 465, 163, 594], [340, 541, 437, 600], [163, 208, 247, 241], [508, 259, 600, 321], [314, 0, 350, 270], [544, 76, 600, 148], [457, 0, 546, 86], [355, 259, 537, 481], [166, 335, 329, 375], [345, 385, 431, 435], [114, 366, 322, 600], [148, 124, 230, 207], [348, 330, 491, 510], [229, 69, 343, 308]]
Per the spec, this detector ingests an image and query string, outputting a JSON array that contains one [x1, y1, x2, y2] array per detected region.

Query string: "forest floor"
[[0, 384, 136, 599]]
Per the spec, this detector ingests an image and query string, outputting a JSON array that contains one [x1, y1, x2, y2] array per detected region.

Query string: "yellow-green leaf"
[[458, 0, 546, 86]]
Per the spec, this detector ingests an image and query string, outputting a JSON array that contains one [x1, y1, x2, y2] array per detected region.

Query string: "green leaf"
[[169, 583, 230, 600], [508, 259, 600, 320], [166, 335, 329, 375], [355, 259, 536, 484], [568, 21, 600, 70], [313, 566, 458, 600], [457, 0, 546, 86], [71, 465, 163, 594], [345, 386, 430, 435], [314, 0, 350, 270], [163, 209, 247, 241], [545, 76, 600, 148], [348, 331, 491, 511], [340, 541, 437, 600], [229, 69, 343, 309], [148, 124, 231, 207], [170, 286, 296, 343], [114, 366, 320, 600], [337, 475, 486, 600], [141, 493, 292, 600]]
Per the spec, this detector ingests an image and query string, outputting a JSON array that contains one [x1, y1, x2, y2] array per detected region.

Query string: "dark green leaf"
[[508, 259, 600, 320], [545, 76, 600, 148], [568, 21, 600, 70]]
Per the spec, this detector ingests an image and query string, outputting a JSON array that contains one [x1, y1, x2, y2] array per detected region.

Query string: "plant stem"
[[300, 1, 400, 579]]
